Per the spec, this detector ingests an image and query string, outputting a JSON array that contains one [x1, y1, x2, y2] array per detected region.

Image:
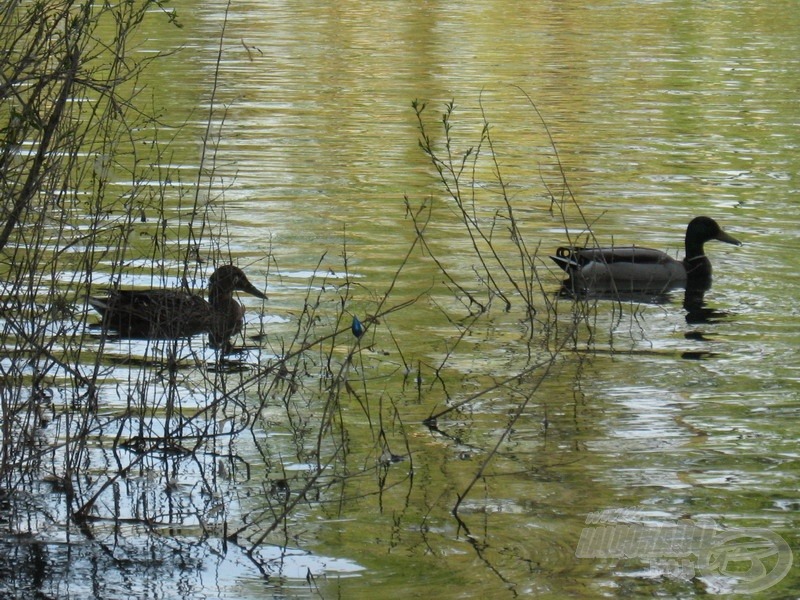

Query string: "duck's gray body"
[[551, 217, 741, 295], [552, 246, 688, 292]]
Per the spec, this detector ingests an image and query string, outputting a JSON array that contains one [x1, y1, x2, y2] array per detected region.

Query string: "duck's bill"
[[241, 281, 269, 300], [717, 230, 742, 246]]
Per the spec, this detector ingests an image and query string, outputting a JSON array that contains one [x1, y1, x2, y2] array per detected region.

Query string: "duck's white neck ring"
[[686, 254, 707, 262]]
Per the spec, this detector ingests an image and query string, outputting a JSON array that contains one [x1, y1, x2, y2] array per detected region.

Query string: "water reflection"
[[557, 282, 678, 305], [683, 284, 731, 325], [679, 283, 732, 360], [558, 279, 734, 325], [557, 269, 736, 363], [5, 0, 800, 597]]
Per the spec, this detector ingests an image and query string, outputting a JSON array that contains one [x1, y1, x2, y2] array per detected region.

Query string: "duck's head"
[[686, 216, 741, 253], [209, 265, 268, 300]]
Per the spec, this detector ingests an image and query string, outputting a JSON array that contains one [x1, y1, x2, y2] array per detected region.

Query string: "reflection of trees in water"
[[1, 10, 753, 595]]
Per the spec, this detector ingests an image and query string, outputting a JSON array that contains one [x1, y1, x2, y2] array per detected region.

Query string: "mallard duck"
[[88, 265, 267, 350], [551, 216, 741, 294]]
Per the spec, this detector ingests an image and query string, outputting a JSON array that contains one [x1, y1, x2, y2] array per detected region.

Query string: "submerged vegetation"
[[0, 1, 601, 596]]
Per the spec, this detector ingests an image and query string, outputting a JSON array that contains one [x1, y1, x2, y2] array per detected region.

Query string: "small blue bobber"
[[351, 315, 365, 339]]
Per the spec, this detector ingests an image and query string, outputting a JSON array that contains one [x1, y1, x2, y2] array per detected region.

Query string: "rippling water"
[[4, 0, 800, 598]]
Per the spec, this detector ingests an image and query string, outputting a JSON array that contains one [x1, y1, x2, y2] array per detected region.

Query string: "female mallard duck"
[[88, 265, 267, 350], [551, 216, 741, 294]]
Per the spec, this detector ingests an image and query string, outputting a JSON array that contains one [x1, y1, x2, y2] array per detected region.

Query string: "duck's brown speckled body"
[[89, 265, 267, 350]]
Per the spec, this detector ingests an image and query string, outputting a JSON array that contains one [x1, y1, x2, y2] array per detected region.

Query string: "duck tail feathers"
[[87, 296, 110, 314], [550, 247, 581, 272]]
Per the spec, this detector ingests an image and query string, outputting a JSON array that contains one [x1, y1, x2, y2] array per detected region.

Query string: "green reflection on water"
[[4, 0, 800, 597]]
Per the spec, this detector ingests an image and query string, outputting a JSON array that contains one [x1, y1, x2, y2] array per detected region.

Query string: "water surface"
[[3, 0, 799, 598]]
